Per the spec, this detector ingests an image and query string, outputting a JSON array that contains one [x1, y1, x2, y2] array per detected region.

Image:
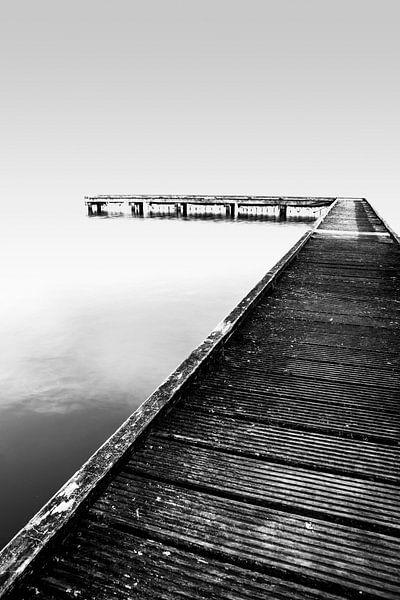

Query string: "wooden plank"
[[23, 527, 346, 600], [224, 354, 400, 389], [87, 475, 400, 599], [156, 407, 400, 482], [125, 436, 400, 534]]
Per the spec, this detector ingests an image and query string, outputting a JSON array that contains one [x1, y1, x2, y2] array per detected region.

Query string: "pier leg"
[[182, 203, 188, 217], [279, 205, 287, 220], [96, 203, 103, 215], [87, 204, 93, 216], [230, 203, 237, 219], [134, 201, 148, 216]]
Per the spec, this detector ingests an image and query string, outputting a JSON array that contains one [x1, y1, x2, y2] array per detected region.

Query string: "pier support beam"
[[225, 203, 237, 218], [130, 202, 147, 216], [130, 203, 140, 216], [87, 202, 106, 215], [181, 203, 188, 217], [279, 205, 287, 220]]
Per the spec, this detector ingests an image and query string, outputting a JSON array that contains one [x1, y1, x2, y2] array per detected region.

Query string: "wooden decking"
[[2, 198, 400, 599]]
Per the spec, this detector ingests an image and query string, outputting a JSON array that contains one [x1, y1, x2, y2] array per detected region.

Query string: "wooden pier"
[[1, 198, 399, 599], [85, 194, 334, 218]]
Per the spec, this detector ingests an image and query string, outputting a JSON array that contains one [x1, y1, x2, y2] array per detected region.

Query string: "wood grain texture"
[[3, 198, 400, 600]]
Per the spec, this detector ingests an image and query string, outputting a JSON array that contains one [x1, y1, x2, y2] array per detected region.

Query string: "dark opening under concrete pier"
[[1, 198, 399, 599]]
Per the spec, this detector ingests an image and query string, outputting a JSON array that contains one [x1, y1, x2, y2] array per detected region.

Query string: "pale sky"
[[1, 1, 399, 227]]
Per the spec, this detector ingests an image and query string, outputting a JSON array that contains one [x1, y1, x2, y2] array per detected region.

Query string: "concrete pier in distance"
[[85, 194, 335, 219]]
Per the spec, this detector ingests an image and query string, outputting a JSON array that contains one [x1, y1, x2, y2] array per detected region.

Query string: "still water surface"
[[0, 210, 317, 549]]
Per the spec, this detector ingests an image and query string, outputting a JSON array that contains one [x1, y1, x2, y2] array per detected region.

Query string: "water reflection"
[[0, 211, 315, 548]]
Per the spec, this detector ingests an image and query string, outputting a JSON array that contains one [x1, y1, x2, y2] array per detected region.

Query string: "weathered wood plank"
[[125, 436, 400, 534], [89, 475, 400, 599], [156, 408, 400, 482], [24, 527, 347, 600]]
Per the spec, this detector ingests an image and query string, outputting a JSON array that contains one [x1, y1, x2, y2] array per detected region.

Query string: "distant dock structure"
[[85, 194, 335, 219], [1, 197, 400, 599]]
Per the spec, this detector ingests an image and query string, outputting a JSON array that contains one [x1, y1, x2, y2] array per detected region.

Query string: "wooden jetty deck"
[[1, 198, 400, 599]]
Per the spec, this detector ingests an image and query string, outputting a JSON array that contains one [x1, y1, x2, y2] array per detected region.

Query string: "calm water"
[[0, 208, 319, 549]]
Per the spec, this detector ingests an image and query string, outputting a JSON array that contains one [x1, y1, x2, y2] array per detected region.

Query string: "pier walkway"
[[1, 198, 399, 599]]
